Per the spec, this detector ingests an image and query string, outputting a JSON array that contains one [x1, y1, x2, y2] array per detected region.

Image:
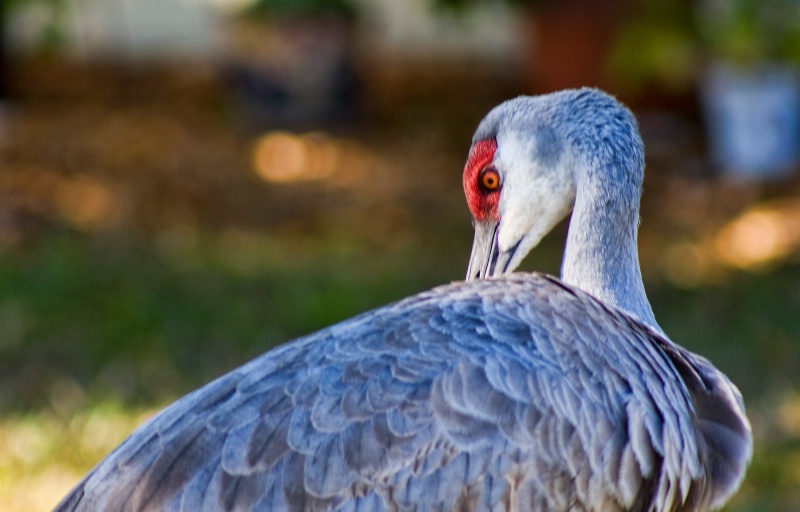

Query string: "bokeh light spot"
[[252, 131, 341, 183], [715, 209, 791, 269], [55, 176, 116, 231]]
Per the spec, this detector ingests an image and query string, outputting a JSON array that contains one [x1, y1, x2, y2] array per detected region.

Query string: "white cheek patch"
[[495, 133, 576, 253]]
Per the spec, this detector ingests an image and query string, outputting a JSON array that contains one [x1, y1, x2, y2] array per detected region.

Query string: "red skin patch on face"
[[463, 138, 499, 221]]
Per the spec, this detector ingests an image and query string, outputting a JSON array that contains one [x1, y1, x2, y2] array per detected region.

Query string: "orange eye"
[[479, 168, 501, 192]]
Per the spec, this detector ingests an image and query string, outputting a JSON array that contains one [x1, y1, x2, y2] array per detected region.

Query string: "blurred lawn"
[[0, 228, 470, 510], [3, 228, 800, 511], [0, 229, 468, 411], [2, 62, 800, 511]]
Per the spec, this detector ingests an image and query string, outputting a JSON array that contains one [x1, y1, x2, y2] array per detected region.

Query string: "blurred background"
[[1, 0, 800, 509]]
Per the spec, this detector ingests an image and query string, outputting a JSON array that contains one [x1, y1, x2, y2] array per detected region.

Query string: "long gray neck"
[[561, 159, 662, 335]]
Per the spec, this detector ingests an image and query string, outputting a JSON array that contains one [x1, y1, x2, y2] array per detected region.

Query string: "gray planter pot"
[[701, 63, 800, 180]]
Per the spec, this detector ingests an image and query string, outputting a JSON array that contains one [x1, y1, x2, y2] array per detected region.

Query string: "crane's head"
[[464, 88, 643, 280], [464, 92, 577, 280]]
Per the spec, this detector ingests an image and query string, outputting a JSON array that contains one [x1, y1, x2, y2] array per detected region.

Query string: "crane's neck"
[[561, 159, 662, 335]]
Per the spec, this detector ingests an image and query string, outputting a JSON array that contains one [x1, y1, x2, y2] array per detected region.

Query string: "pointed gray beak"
[[466, 221, 521, 280]]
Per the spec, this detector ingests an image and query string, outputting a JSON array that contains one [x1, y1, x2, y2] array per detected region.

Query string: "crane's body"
[[55, 89, 751, 512]]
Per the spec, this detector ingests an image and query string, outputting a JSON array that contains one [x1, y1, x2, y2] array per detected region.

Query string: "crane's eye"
[[479, 167, 501, 192]]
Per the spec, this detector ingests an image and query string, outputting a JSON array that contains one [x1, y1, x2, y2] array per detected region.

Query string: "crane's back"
[[55, 274, 750, 512]]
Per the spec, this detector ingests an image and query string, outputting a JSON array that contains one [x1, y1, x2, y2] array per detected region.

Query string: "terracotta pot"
[[522, 0, 621, 93]]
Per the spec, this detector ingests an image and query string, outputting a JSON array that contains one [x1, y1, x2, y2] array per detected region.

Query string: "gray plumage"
[[54, 88, 751, 512]]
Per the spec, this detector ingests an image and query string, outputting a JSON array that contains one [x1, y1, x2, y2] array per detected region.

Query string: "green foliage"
[[6, 0, 64, 8], [609, 10, 698, 93], [610, 0, 800, 94], [697, 0, 800, 65], [5, 0, 70, 53], [431, 0, 543, 10], [245, 0, 357, 17]]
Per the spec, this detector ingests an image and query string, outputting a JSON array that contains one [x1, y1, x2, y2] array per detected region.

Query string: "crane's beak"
[[466, 220, 520, 281]]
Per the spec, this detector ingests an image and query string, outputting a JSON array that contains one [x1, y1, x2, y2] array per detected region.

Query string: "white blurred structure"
[[352, 0, 523, 62], [8, 0, 221, 62], [7, 0, 522, 64]]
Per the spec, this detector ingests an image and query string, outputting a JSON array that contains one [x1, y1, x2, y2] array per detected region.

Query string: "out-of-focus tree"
[[242, 0, 356, 18], [610, 0, 800, 96], [698, 0, 800, 66], [1, 0, 66, 106], [608, 0, 698, 97], [1, 0, 7, 100], [431, 0, 542, 9], [6, 0, 69, 53]]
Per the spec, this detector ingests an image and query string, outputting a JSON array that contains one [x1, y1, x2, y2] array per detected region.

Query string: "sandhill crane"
[[55, 88, 751, 512]]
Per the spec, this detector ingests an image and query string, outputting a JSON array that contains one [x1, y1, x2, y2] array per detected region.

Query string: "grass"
[[0, 225, 798, 510], [0, 227, 464, 510], [0, 402, 155, 512], [0, 228, 459, 411]]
